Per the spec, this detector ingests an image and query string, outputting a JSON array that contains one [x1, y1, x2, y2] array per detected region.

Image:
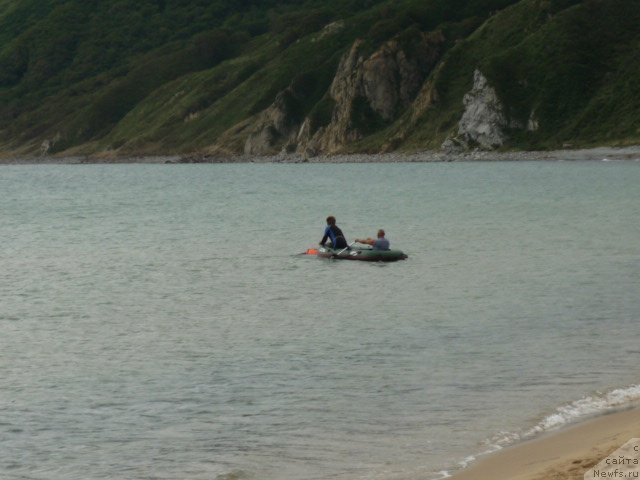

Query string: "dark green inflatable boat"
[[316, 245, 408, 262]]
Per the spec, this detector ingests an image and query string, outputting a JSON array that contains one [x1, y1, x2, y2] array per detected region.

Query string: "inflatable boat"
[[307, 245, 408, 262]]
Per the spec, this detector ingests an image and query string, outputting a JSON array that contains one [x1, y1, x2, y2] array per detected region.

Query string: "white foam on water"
[[457, 455, 477, 469], [446, 384, 640, 480], [525, 384, 640, 436]]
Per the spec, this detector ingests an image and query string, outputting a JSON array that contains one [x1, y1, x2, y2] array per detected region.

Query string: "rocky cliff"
[[243, 87, 305, 155], [296, 32, 443, 156], [229, 27, 550, 157], [228, 31, 445, 157]]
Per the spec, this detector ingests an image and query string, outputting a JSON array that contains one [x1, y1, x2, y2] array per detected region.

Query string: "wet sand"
[[451, 407, 640, 480]]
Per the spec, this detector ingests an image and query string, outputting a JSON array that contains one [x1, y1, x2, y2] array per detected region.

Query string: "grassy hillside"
[[367, 0, 640, 152], [0, 0, 638, 157]]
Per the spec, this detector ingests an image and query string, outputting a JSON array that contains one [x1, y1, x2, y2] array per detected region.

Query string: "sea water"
[[1, 160, 639, 480]]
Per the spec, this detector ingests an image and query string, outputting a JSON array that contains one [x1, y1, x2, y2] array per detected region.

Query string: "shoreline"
[[448, 405, 640, 480], [1, 145, 640, 165]]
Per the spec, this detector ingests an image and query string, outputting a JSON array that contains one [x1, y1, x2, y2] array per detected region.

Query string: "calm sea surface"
[[1, 161, 639, 480]]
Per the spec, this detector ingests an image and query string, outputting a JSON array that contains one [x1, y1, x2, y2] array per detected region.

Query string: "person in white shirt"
[[355, 229, 390, 250]]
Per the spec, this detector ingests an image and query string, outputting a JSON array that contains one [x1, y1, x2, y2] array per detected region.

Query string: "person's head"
[[377, 229, 385, 238], [326, 216, 336, 225]]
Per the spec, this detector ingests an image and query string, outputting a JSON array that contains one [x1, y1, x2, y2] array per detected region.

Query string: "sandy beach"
[[451, 407, 640, 480]]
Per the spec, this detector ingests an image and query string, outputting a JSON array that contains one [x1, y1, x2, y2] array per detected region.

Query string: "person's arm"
[[320, 226, 330, 246], [355, 237, 375, 245]]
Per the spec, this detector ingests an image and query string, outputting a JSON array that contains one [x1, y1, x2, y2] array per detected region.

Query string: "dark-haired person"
[[355, 229, 390, 250], [320, 216, 348, 249]]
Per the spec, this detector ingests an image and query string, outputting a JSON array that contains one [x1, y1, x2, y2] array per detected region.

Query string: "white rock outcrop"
[[443, 69, 540, 152], [457, 69, 509, 149], [40, 132, 61, 156]]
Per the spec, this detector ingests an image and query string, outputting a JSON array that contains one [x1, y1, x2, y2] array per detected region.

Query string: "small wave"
[[486, 384, 640, 449], [456, 443, 504, 471], [450, 384, 640, 479], [458, 455, 477, 469], [525, 383, 640, 436]]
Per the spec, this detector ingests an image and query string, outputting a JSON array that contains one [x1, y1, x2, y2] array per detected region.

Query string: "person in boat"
[[355, 229, 390, 250], [320, 216, 348, 249]]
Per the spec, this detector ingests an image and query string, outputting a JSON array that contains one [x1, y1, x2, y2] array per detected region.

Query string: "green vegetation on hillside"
[[1, 0, 639, 156], [391, 0, 640, 151]]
